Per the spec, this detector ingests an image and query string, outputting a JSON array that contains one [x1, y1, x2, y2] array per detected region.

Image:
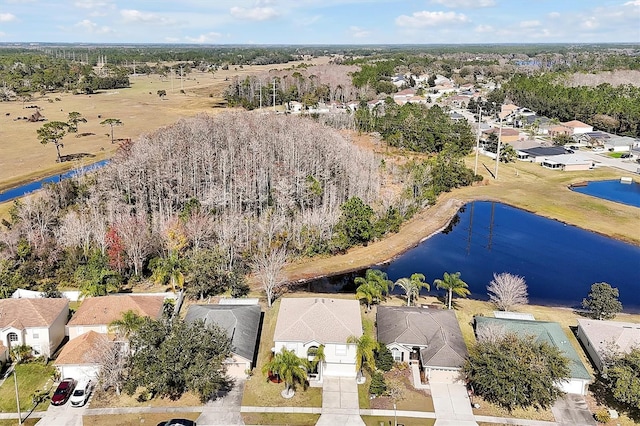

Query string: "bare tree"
[[85, 337, 128, 395], [184, 211, 216, 253], [57, 210, 93, 257], [476, 321, 506, 344], [487, 272, 529, 311], [115, 213, 153, 276], [252, 246, 287, 308]]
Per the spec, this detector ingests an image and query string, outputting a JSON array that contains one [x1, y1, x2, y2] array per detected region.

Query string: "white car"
[[69, 379, 94, 407]]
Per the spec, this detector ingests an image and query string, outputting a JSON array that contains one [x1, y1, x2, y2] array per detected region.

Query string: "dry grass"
[[472, 394, 555, 422], [83, 412, 200, 426], [89, 388, 202, 409], [240, 413, 320, 425], [0, 58, 329, 193], [361, 416, 435, 426], [0, 419, 39, 426]]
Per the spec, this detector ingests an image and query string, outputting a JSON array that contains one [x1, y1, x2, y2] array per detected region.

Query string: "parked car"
[[620, 153, 631, 158], [69, 379, 94, 407], [51, 378, 77, 406], [157, 419, 197, 426]]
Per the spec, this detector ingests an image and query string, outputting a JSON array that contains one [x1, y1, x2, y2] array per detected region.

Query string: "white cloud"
[[519, 20, 541, 28], [184, 32, 223, 43], [548, 12, 560, 19], [74, 0, 112, 9], [396, 11, 470, 28], [0, 13, 17, 22], [581, 17, 600, 30], [623, 0, 640, 5], [430, 0, 495, 8], [75, 19, 113, 34], [475, 24, 493, 33], [229, 6, 279, 21], [349, 26, 371, 38], [120, 9, 174, 25]]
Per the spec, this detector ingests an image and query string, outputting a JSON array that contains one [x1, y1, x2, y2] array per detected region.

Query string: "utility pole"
[[14, 369, 22, 425], [180, 65, 184, 92], [259, 80, 262, 110], [474, 107, 483, 175], [494, 116, 503, 179]]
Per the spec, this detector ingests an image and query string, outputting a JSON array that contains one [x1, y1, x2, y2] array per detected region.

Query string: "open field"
[[0, 57, 330, 193], [0, 363, 54, 413], [240, 413, 320, 425]]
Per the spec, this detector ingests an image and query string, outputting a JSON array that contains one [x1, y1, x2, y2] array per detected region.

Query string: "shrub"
[[369, 371, 387, 396], [375, 345, 394, 372], [594, 409, 611, 423]]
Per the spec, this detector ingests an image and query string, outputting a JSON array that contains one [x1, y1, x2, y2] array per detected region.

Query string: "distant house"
[[474, 317, 592, 395], [575, 131, 611, 147], [576, 319, 640, 372], [562, 120, 593, 135], [54, 331, 114, 381], [67, 295, 165, 340], [377, 306, 468, 384], [0, 298, 68, 359], [184, 303, 262, 378], [482, 127, 520, 144], [288, 101, 303, 114], [548, 125, 572, 138], [604, 135, 638, 153], [273, 298, 362, 381], [540, 154, 594, 171], [518, 146, 568, 163]]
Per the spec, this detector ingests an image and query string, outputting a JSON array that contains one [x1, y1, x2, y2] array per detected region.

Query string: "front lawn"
[[361, 416, 435, 426], [0, 362, 55, 413], [89, 387, 202, 408], [241, 413, 320, 425]]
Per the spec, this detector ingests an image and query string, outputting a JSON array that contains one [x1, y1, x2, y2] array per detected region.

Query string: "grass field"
[[0, 363, 55, 413], [0, 57, 330, 193], [0, 419, 39, 426], [240, 413, 320, 425]]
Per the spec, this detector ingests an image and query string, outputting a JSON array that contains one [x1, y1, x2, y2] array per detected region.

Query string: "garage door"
[[58, 365, 100, 381], [428, 369, 464, 384], [226, 362, 248, 379]]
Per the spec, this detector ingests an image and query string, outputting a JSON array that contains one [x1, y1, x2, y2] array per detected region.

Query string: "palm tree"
[[354, 269, 392, 310], [347, 334, 377, 379], [109, 310, 145, 338], [309, 345, 326, 381], [262, 348, 309, 398], [395, 273, 429, 306], [434, 271, 470, 310], [151, 251, 185, 293]]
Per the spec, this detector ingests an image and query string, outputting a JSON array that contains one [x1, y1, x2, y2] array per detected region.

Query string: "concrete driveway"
[[35, 401, 86, 426], [196, 379, 245, 425], [552, 394, 596, 426]]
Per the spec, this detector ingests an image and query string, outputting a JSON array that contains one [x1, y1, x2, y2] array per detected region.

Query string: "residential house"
[[66, 295, 165, 340], [575, 131, 610, 148], [604, 135, 638, 153], [576, 318, 640, 372], [548, 125, 572, 138], [377, 306, 468, 384], [562, 120, 593, 135], [517, 146, 568, 163], [482, 127, 520, 144], [0, 298, 68, 359], [273, 298, 362, 381], [0, 342, 8, 366], [393, 88, 416, 105], [540, 154, 594, 171], [474, 316, 592, 395], [54, 330, 114, 381], [184, 303, 262, 378]]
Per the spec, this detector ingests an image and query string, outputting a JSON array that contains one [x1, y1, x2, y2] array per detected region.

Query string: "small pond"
[[307, 201, 640, 312], [0, 159, 109, 203], [570, 179, 640, 208]]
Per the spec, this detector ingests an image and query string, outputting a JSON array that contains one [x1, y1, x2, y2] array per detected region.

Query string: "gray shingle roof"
[[377, 306, 468, 369], [184, 304, 261, 362], [520, 146, 567, 157]]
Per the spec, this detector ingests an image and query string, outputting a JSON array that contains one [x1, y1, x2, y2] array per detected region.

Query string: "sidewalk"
[[315, 377, 364, 426]]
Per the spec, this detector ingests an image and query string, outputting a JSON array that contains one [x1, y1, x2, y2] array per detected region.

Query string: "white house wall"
[[576, 325, 604, 372], [274, 341, 357, 378], [558, 378, 588, 395], [47, 304, 69, 358], [67, 325, 109, 340]]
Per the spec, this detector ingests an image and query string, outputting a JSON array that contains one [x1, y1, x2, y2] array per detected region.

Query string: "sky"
[[0, 0, 639, 45]]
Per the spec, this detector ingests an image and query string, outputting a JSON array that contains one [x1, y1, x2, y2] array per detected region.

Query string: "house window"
[[32, 332, 39, 339], [8, 332, 18, 343], [32, 345, 42, 356], [335, 345, 347, 356], [391, 348, 402, 362]]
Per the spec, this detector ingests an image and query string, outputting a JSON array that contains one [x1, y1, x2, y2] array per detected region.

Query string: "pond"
[[307, 201, 640, 312], [0, 159, 109, 203], [570, 179, 640, 208]]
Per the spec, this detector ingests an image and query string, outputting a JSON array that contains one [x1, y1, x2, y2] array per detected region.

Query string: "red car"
[[51, 378, 77, 406]]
